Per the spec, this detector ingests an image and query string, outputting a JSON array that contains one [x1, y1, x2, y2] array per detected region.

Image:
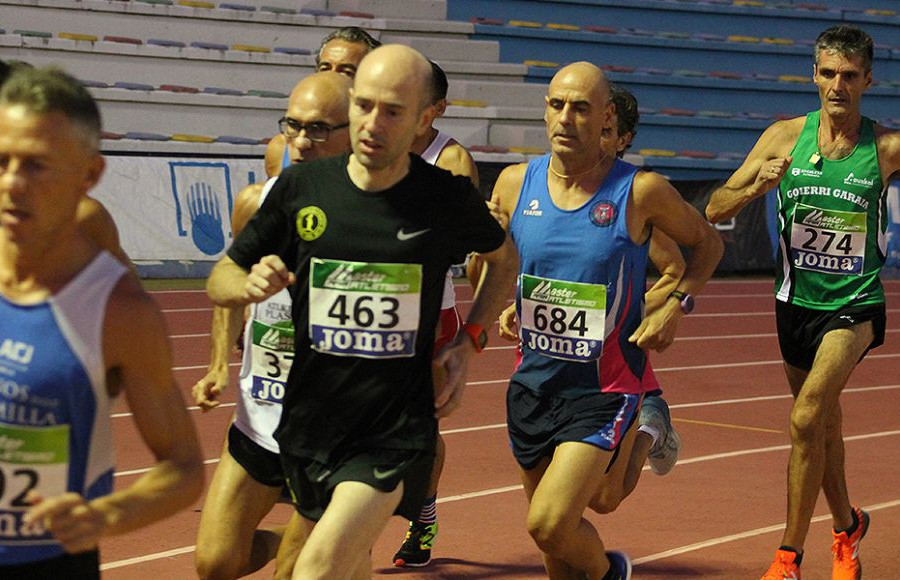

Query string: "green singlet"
[[775, 110, 887, 310]]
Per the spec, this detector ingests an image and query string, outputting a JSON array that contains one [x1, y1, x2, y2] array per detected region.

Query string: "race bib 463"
[[309, 259, 422, 359]]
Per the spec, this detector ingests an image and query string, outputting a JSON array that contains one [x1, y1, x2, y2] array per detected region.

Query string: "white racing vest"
[[234, 177, 292, 453], [421, 130, 458, 310]]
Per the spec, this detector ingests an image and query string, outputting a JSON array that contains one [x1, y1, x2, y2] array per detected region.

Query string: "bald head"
[[355, 45, 433, 112], [289, 71, 351, 116], [544, 62, 612, 155], [348, 45, 434, 171], [282, 71, 352, 163], [549, 62, 609, 104]]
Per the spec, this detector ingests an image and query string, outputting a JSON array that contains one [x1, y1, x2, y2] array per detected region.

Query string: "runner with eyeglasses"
[[264, 27, 381, 179], [192, 72, 353, 580], [277, 118, 350, 145]]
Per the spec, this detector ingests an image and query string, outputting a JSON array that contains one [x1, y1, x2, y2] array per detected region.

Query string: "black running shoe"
[[392, 521, 438, 567]]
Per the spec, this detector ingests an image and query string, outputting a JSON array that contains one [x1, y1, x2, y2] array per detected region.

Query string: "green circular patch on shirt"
[[296, 206, 327, 241]]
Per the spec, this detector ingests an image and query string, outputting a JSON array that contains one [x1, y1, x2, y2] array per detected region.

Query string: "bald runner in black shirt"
[[228, 152, 504, 460], [208, 45, 518, 580]]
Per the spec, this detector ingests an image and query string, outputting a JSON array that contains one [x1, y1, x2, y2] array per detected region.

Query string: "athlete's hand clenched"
[[245, 255, 296, 303], [192, 366, 228, 411], [498, 303, 519, 341], [628, 300, 682, 352], [754, 156, 793, 193], [24, 491, 107, 554]]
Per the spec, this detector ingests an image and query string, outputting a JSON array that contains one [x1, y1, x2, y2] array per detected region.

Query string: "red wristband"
[[461, 322, 487, 353]]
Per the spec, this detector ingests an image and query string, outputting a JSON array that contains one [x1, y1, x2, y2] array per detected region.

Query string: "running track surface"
[[100, 279, 900, 579]]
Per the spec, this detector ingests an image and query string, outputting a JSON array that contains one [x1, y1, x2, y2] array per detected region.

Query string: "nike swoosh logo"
[[397, 228, 431, 241], [373, 464, 405, 480]]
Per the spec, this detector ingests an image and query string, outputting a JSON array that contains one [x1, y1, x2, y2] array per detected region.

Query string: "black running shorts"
[[281, 448, 434, 522], [506, 381, 641, 471], [776, 300, 886, 372], [0, 550, 100, 579], [228, 423, 286, 488]]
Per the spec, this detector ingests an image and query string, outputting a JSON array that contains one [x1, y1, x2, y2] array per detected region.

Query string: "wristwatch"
[[461, 322, 488, 353], [668, 290, 695, 315]]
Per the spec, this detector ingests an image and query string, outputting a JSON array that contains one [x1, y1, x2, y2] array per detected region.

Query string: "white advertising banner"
[[92, 156, 266, 262]]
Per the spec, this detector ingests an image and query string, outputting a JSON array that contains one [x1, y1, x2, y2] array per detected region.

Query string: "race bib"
[[0, 421, 69, 544], [519, 274, 606, 362], [249, 319, 294, 405], [309, 259, 421, 359], [790, 204, 866, 276]]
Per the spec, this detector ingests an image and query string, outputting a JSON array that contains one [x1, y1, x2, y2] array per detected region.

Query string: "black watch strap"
[[667, 290, 694, 314]]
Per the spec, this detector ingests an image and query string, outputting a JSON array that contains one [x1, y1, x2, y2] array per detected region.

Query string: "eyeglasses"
[[278, 117, 349, 142]]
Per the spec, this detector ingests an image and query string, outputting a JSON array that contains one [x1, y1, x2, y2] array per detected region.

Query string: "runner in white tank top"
[[0, 68, 202, 577], [233, 179, 292, 452], [421, 130, 461, 313], [191, 71, 353, 579], [392, 61, 483, 568]]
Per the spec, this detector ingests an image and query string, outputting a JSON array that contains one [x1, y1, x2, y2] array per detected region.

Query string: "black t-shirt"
[[228, 153, 505, 460]]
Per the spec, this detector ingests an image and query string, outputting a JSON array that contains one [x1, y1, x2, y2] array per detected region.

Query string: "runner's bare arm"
[[645, 229, 685, 314], [193, 304, 245, 410], [434, 234, 518, 417], [193, 184, 264, 409], [876, 125, 900, 182], [265, 134, 286, 178], [208, 255, 296, 308], [437, 166, 522, 414], [76, 197, 136, 275], [467, 163, 525, 288], [25, 279, 204, 552], [490, 163, 527, 227], [435, 141, 480, 189], [706, 119, 800, 223], [629, 172, 723, 351]]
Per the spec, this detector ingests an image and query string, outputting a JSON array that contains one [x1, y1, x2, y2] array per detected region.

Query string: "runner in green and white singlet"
[[776, 109, 887, 309], [706, 25, 900, 580]]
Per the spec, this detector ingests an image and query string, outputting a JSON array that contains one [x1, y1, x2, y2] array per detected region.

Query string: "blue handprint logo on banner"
[[170, 162, 234, 257], [885, 182, 900, 271], [187, 182, 225, 255]]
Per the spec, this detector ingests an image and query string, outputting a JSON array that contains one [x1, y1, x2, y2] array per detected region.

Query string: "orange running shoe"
[[832, 506, 869, 580], [762, 549, 801, 580]]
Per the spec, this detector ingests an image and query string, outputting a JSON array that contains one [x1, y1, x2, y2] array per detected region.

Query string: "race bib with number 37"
[[519, 274, 606, 362], [309, 259, 422, 359], [249, 319, 294, 405], [0, 421, 69, 544]]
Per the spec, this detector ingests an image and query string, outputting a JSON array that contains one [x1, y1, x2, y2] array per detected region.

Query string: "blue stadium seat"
[[113, 81, 155, 91], [203, 87, 244, 96], [273, 47, 311, 55], [190, 41, 229, 51], [216, 135, 261, 144], [147, 38, 186, 48], [219, 3, 256, 11], [124, 131, 169, 141]]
